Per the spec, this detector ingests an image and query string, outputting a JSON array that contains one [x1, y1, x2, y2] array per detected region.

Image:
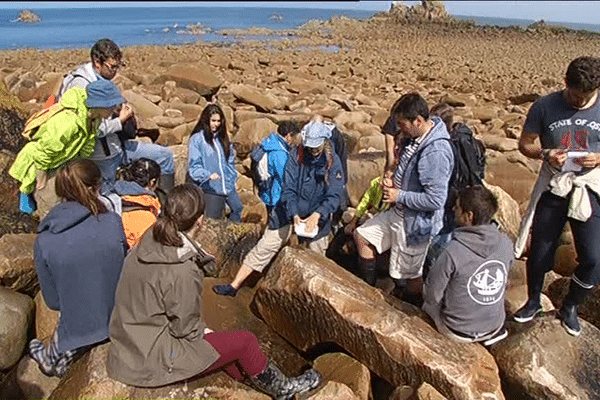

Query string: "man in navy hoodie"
[[423, 185, 513, 346]]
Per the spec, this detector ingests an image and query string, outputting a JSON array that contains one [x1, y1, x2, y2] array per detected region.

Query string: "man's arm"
[[519, 130, 567, 168], [422, 249, 454, 314]]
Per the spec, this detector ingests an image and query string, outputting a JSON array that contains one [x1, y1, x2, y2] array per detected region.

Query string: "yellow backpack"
[[22, 102, 66, 140]]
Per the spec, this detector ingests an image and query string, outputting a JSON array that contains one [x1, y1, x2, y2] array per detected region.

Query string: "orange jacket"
[[121, 194, 161, 249]]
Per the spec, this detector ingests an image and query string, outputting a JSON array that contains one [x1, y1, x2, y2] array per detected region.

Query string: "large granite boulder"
[[231, 84, 279, 113], [252, 247, 505, 400], [0, 287, 34, 370], [313, 353, 371, 400], [34, 291, 59, 344], [154, 64, 222, 97], [346, 152, 385, 208], [483, 181, 521, 241], [0, 233, 37, 295], [192, 218, 262, 280], [121, 90, 163, 120], [491, 317, 600, 400], [233, 118, 278, 157]]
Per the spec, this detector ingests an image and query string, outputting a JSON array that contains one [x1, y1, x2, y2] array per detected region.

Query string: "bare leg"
[[231, 264, 255, 289]]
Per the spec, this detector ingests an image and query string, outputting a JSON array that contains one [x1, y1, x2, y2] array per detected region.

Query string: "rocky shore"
[[1, 4, 600, 399]]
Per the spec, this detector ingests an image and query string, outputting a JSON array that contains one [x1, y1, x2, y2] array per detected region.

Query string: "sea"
[[1, 6, 600, 51]]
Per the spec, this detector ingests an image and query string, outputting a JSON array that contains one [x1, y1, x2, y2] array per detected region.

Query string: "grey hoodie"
[[423, 224, 513, 335], [58, 62, 123, 160]]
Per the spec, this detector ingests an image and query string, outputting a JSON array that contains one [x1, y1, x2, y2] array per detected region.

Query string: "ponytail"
[[153, 184, 205, 247]]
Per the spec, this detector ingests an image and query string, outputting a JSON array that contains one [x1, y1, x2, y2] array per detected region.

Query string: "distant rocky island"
[[11, 10, 41, 23]]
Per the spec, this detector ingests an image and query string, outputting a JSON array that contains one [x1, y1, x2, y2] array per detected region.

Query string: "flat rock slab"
[[252, 247, 504, 400], [491, 316, 600, 400], [313, 352, 371, 400]]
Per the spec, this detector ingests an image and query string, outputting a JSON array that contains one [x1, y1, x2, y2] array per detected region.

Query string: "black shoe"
[[558, 304, 581, 336], [212, 284, 238, 297], [513, 300, 542, 323], [482, 327, 508, 346], [251, 361, 322, 400]]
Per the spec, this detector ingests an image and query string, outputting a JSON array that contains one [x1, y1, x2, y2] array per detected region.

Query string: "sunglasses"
[[104, 61, 125, 71]]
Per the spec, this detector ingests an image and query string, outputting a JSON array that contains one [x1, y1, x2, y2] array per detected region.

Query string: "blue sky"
[[4, 1, 599, 25]]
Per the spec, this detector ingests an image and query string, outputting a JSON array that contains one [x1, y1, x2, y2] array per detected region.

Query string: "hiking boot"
[[513, 300, 542, 323], [212, 284, 238, 297], [251, 360, 322, 400], [482, 327, 508, 346], [558, 304, 581, 336]]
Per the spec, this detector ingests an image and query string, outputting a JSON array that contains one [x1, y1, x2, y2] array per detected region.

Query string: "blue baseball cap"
[[85, 79, 125, 109], [301, 121, 333, 148]]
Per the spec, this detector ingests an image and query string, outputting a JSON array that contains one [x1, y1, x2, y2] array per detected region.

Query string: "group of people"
[[12, 35, 600, 393]]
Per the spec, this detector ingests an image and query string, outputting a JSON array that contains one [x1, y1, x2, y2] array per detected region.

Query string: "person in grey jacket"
[[354, 93, 454, 301], [423, 185, 513, 346], [108, 184, 321, 398], [57, 38, 174, 195]]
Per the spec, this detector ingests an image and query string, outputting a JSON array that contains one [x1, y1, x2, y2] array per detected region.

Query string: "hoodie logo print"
[[467, 260, 507, 305]]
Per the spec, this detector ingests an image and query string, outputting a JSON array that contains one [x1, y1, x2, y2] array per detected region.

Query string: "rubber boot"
[[251, 360, 322, 400], [558, 278, 593, 336], [156, 173, 174, 206], [358, 257, 377, 286]]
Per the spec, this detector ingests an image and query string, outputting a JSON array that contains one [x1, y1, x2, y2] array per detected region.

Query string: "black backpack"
[[449, 123, 485, 188]]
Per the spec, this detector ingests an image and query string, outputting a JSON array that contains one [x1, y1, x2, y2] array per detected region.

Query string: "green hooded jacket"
[[9, 87, 98, 194]]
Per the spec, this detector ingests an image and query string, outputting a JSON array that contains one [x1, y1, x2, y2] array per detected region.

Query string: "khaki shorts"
[[244, 225, 330, 272], [355, 208, 429, 279]]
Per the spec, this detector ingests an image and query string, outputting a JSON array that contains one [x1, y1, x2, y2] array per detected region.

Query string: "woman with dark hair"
[[101, 158, 162, 249], [28, 159, 126, 377], [188, 103, 243, 221], [108, 184, 321, 398]]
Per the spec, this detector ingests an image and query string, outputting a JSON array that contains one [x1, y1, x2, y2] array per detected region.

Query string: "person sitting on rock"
[[354, 93, 454, 304], [188, 103, 243, 222], [514, 56, 600, 336], [57, 38, 175, 196], [28, 159, 126, 377], [107, 184, 322, 398], [213, 120, 344, 297], [9, 79, 126, 219], [423, 185, 513, 346], [99, 158, 161, 249]]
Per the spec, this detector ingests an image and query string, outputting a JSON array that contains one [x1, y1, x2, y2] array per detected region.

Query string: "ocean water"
[[0, 6, 377, 50], [1, 6, 599, 51]]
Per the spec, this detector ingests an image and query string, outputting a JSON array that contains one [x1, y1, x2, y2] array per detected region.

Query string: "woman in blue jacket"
[[29, 159, 126, 377], [188, 104, 242, 222]]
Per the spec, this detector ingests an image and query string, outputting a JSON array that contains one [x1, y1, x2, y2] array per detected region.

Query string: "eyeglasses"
[[104, 61, 125, 71]]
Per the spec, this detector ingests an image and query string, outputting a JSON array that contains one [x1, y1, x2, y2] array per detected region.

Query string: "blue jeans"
[[93, 141, 174, 186], [203, 191, 243, 222]]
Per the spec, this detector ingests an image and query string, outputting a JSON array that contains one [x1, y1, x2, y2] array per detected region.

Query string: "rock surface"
[[491, 317, 600, 400], [313, 352, 371, 400], [0, 234, 37, 295], [0, 287, 34, 370], [253, 246, 505, 400]]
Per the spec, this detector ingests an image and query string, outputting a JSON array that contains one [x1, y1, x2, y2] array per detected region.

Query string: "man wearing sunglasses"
[[56, 38, 174, 197]]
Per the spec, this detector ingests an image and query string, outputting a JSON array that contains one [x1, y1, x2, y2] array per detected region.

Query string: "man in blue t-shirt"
[[514, 56, 600, 336]]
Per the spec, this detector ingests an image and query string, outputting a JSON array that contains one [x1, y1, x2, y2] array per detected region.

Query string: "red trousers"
[[201, 330, 268, 381]]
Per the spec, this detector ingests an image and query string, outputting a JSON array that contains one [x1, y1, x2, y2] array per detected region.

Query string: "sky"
[[3, 1, 600, 26]]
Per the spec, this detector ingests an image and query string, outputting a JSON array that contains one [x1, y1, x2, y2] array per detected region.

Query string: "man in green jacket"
[[10, 79, 124, 217]]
